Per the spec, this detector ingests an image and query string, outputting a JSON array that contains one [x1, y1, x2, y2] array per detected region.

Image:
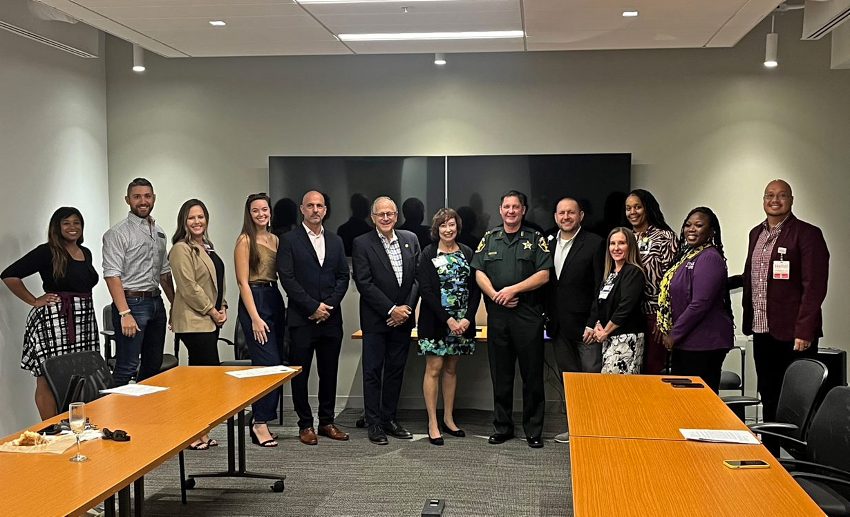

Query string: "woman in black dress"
[[1, 207, 99, 419]]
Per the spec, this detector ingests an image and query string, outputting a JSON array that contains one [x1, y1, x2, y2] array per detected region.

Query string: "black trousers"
[[177, 330, 221, 366], [753, 333, 819, 422], [289, 323, 343, 429], [487, 305, 545, 439], [553, 332, 602, 374], [362, 327, 411, 426], [671, 348, 729, 393]]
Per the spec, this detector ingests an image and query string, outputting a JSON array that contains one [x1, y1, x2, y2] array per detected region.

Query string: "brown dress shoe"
[[299, 427, 318, 445], [317, 424, 350, 441]]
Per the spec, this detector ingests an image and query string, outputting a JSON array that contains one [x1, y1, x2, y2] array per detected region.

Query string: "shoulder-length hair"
[[603, 226, 645, 279], [172, 199, 212, 248], [627, 189, 674, 233], [240, 193, 272, 274], [430, 208, 462, 242], [47, 207, 85, 279]]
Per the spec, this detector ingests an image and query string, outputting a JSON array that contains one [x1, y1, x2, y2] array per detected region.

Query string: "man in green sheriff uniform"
[[471, 190, 552, 449]]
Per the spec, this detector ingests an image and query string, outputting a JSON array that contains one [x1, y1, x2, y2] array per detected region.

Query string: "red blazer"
[[742, 214, 829, 342]]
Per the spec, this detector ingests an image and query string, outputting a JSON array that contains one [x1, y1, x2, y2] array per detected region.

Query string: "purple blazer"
[[669, 247, 734, 351], [742, 214, 829, 342]]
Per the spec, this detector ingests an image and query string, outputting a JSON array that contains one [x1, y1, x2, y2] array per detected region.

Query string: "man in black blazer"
[[352, 196, 420, 445], [279, 191, 351, 445], [546, 198, 605, 443]]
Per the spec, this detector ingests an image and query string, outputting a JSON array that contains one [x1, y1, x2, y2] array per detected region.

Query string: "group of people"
[[2, 177, 829, 451]]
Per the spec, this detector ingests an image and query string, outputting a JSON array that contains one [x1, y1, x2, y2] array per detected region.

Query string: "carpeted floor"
[[140, 408, 572, 516]]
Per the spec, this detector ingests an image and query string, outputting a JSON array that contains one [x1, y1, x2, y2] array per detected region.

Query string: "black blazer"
[[278, 225, 350, 328], [588, 263, 646, 336], [545, 229, 605, 341], [352, 229, 420, 333], [416, 243, 482, 340]]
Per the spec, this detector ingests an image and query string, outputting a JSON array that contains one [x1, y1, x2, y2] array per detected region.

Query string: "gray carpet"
[[140, 408, 572, 516]]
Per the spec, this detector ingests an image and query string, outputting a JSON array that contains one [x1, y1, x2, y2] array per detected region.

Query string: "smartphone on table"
[[723, 459, 770, 469]]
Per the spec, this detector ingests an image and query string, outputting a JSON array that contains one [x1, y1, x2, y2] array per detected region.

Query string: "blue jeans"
[[237, 284, 285, 422], [112, 296, 167, 386]]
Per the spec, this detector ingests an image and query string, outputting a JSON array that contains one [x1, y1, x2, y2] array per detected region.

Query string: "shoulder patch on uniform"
[[475, 237, 486, 253], [538, 236, 550, 253]]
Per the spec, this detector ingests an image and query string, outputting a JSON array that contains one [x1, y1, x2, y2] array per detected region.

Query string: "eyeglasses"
[[763, 193, 790, 201], [373, 211, 397, 219]]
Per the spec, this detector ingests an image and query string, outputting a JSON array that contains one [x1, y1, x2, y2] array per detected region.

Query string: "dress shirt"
[[102, 212, 170, 291], [554, 228, 580, 280], [751, 216, 788, 333], [303, 223, 326, 266], [378, 229, 404, 286]]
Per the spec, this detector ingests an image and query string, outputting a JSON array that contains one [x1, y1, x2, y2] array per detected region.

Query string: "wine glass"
[[68, 402, 88, 463]]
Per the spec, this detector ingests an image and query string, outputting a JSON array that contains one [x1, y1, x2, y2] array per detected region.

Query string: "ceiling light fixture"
[[132, 44, 145, 72], [434, 53, 446, 66], [338, 30, 524, 41], [622, 10, 639, 17], [209, 20, 226, 26], [764, 16, 778, 68]]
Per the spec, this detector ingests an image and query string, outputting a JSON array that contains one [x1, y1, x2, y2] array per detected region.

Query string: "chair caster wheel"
[[272, 480, 285, 493], [183, 478, 196, 490]]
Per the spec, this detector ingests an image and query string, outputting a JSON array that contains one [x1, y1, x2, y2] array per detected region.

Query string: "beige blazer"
[[169, 241, 226, 333]]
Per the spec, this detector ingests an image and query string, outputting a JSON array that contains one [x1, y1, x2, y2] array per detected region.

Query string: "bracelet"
[[119, 309, 132, 317]]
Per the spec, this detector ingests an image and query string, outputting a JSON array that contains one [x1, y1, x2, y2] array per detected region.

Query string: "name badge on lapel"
[[773, 260, 790, 280], [599, 282, 614, 300]]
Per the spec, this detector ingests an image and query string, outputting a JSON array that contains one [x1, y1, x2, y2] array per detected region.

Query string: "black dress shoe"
[[488, 432, 515, 445], [368, 425, 388, 445], [527, 436, 544, 449], [428, 433, 444, 446], [441, 422, 466, 438], [382, 421, 413, 439]]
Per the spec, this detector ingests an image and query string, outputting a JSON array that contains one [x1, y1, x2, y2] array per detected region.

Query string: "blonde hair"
[[603, 227, 645, 279]]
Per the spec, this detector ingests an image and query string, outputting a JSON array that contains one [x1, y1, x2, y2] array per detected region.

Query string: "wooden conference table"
[[0, 365, 300, 517], [564, 373, 824, 516]]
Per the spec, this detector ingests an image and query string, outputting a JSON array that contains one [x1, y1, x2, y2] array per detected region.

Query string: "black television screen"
[[269, 153, 630, 254]]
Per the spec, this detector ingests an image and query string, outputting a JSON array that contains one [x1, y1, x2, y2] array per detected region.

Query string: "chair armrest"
[[100, 330, 115, 338], [791, 472, 850, 492], [753, 429, 807, 449], [217, 337, 236, 347], [722, 395, 760, 407], [781, 459, 850, 481], [749, 422, 799, 432]]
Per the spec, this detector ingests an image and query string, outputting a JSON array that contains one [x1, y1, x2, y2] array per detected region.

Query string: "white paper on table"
[[225, 365, 296, 378], [679, 429, 760, 444], [99, 384, 169, 396]]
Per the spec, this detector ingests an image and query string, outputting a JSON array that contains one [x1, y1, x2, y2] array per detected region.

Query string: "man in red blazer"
[[742, 179, 829, 421]]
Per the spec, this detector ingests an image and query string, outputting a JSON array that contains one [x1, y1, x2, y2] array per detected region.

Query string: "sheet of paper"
[[100, 384, 169, 397], [679, 429, 759, 445], [225, 365, 296, 378]]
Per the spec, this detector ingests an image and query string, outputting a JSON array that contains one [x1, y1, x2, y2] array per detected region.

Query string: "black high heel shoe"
[[428, 432, 444, 446], [249, 424, 278, 448], [441, 422, 465, 438]]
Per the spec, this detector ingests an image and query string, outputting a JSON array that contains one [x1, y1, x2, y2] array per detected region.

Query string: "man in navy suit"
[[546, 197, 605, 444], [352, 196, 420, 445], [279, 191, 351, 445], [742, 179, 829, 422]]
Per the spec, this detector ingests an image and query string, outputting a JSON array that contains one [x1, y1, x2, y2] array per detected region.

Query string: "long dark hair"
[[627, 189, 674, 233], [676, 206, 733, 321], [172, 199, 212, 247], [241, 193, 272, 274], [47, 207, 84, 279]]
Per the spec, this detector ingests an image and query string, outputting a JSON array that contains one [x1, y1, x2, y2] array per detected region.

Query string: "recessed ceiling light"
[[209, 20, 226, 26], [338, 30, 524, 42], [434, 53, 446, 66], [622, 10, 639, 17]]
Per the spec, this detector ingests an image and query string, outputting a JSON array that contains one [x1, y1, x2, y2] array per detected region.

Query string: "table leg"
[[133, 477, 144, 517], [104, 495, 115, 517], [118, 486, 130, 517]]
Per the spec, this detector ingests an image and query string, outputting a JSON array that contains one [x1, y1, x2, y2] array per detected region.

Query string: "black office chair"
[[43, 351, 114, 411], [101, 305, 179, 375], [777, 387, 850, 517], [725, 358, 828, 457], [718, 345, 746, 396]]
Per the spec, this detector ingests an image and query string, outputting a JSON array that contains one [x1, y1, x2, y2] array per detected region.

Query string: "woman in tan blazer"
[[170, 199, 227, 449]]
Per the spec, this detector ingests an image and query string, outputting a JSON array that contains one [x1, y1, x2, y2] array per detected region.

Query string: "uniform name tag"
[[773, 260, 790, 280], [432, 256, 448, 268]]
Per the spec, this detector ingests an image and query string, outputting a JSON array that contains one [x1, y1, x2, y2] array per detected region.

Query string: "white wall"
[[101, 11, 849, 412], [0, 30, 108, 435]]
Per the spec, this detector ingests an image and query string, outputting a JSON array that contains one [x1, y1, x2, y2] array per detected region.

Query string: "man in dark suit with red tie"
[[742, 179, 829, 422], [352, 196, 420, 445], [278, 191, 351, 445], [546, 197, 605, 444]]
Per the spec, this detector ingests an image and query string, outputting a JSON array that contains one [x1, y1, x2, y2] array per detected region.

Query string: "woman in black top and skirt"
[[1, 207, 99, 419]]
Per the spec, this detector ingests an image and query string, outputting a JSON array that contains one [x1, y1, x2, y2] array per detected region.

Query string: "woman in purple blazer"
[[657, 207, 734, 392]]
